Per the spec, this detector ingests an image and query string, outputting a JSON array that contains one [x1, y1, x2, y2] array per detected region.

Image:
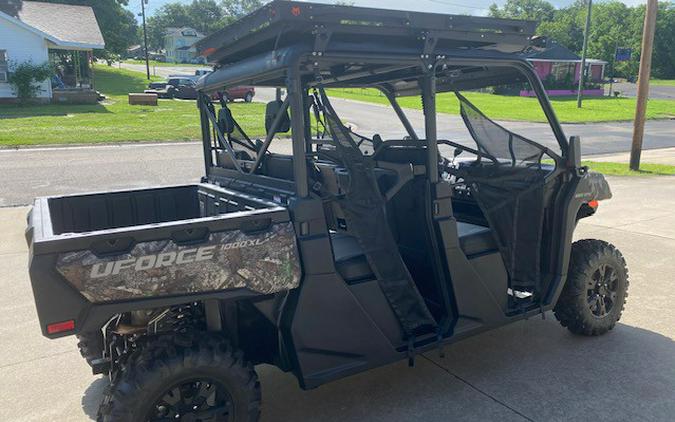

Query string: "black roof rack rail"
[[196, 0, 537, 66]]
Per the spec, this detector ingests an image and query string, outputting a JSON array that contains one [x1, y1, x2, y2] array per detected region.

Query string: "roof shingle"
[[16, 1, 105, 49]]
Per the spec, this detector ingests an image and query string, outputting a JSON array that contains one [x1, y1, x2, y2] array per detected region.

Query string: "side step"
[[507, 288, 533, 300]]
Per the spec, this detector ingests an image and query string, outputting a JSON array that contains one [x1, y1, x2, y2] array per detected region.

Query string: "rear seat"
[[330, 222, 497, 283], [331, 233, 374, 283], [456, 221, 498, 257]]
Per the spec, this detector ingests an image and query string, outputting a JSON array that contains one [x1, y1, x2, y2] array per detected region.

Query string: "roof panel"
[[196, 0, 537, 66], [17, 1, 105, 49]]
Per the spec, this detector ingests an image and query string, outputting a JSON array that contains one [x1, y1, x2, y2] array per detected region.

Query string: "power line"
[[423, 0, 492, 13]]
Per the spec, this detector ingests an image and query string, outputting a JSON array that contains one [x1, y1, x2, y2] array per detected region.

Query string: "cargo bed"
[[26, 183, 301, 337]]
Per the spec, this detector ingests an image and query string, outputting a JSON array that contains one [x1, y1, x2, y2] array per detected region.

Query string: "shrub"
[[7, 61, 53, 103]]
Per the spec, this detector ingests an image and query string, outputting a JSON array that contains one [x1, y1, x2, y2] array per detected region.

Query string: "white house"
[[164, 27, 205, 64], [0, 1, 104, 101]]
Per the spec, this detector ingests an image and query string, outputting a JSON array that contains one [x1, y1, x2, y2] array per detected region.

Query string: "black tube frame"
[[382, 89, 419, 141], [199, 50, 568, 200]]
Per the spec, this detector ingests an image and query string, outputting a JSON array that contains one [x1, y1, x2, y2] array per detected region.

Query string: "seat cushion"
[[330, 233, 375, 283], [457, 222, 497, 257]]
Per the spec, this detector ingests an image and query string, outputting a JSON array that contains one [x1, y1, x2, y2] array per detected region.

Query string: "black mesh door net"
[[455, 93, 551, 292], [317, 87, 437, 337]]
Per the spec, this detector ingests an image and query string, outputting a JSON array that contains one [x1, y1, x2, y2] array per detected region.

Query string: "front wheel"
[[554, 239, 629, 336], [98, 335, 261, 422]]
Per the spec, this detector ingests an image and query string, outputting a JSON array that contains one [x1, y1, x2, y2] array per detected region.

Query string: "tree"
[[145, 3, 194, 50], [188, 0, 224, 34], [145, 0, 267, 51], [488, 0, 556, 22], [651, 2, 675, 78], [145, 0, 232, 50], [585, 2, 639, 78], [221, 0, 264, 18], [37, 0, 139, 56], [535, 1, 675, 79]]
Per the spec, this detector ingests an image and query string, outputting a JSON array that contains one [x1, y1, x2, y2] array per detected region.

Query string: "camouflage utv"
[[26, 2, 628, 421]]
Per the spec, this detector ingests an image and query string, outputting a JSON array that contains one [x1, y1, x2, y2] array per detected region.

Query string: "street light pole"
[[576, 0, 592, 108], [140, 0, 150, 80]]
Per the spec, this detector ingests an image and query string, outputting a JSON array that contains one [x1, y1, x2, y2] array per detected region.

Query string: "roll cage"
[[194, 2, 579, 336], [194, 1, 570, 199], [196, 52, 568, 195]]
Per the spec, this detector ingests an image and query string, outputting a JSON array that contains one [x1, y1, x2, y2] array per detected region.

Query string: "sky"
[[126, 0, 647, 22]]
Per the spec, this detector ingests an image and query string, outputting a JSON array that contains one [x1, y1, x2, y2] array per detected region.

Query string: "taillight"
[[47, 320, 75, 334], [588, 200, 599, 209]]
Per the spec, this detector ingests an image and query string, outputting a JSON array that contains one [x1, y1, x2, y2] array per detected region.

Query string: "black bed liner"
[[196, 0, 537, 65]]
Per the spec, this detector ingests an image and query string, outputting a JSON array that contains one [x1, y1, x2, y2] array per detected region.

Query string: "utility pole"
[[140, 0, 150, 80], [630, 0, 658, 171], [609, 41, 618, 96], [576, 0, 592, 108]]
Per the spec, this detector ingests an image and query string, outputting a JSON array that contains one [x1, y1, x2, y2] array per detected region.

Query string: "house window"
[[551, 62, 575, 82], [0, 50, 8, 82]]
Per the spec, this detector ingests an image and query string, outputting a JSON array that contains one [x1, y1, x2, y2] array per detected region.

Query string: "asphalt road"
[[2, 175, 675, 421], [1, 62, 673, 207], [610, 82, 675, 100], [119, 62, 207, 79], [2, 92, 674, 206]]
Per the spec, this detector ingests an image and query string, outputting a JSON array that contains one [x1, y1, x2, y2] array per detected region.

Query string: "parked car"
[[145, 77, 198, 99], [194, 69, 212, 78], [192, 70, 255, 102], [147, 80, 167, 90], [224, 85, 255, 102]]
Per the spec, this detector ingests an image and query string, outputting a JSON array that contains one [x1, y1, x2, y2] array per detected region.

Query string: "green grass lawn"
[[329, 88, 675, 123], [582, 161, 675, 176], [123, 59, 205, 68], [0, 66, 266, 146], [651, 79, 675, 87]]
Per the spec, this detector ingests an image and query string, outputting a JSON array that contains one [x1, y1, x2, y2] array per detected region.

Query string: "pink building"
[[522, 41, 607, 97]]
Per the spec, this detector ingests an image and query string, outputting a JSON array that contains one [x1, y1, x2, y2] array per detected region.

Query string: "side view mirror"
[[568, 135, 582, 168], [265, 100, 290, 134]]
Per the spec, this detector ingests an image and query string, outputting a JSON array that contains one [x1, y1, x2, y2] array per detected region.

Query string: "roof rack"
[[196, 0, 537, 66]]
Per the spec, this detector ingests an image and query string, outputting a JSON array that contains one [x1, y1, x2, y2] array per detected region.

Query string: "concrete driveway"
[[1, 175, 675, 421]]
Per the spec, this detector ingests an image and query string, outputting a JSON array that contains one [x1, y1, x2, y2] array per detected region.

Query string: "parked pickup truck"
[[146, 75, 255, 102]]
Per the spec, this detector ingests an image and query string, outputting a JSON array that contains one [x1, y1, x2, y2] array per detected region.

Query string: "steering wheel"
[[438, 140, 498, 165]]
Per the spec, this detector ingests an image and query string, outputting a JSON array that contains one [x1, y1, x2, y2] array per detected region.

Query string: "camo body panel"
[[56, 222, 301, 303], [575, 171, 612, 201]]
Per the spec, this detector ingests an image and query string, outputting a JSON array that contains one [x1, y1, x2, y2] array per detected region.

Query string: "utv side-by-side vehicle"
[[26, 2, 629, 421]]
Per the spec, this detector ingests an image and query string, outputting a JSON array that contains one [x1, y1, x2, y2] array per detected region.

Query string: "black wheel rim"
[[587, 264, 619, 318], [147, 378, 233, 422]]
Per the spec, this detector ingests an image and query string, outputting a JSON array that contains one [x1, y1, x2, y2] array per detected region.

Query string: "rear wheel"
[[98, 335, 261, 422], [554, 239, 629, 336]]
